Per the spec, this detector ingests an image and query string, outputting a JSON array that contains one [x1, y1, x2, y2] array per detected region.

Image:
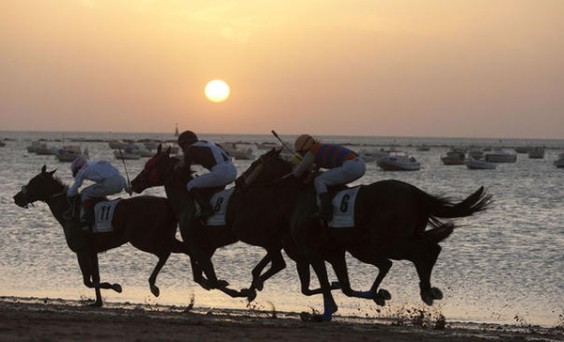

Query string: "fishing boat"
[[56, 145, 89, 162], [484, 149, 517, 163], [465, 157, 496, 170], [376, 152, 420, 171], [528, 147, 545, 159], [440, 149, 465, 165]]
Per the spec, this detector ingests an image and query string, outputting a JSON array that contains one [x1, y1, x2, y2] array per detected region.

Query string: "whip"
[[118, 148, 132, 196], [270, 130, 302, 161]]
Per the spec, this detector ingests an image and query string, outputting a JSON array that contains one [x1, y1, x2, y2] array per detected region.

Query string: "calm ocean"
[[1, 131, 562, 326]]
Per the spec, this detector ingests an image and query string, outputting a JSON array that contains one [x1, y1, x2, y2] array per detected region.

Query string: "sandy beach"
[[0, 296, 562, 342]]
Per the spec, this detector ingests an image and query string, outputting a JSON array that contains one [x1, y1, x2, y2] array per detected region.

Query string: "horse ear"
[[49, 169, 57, 177], [157, 144, 162, 153], [41, 165, 47, 173]]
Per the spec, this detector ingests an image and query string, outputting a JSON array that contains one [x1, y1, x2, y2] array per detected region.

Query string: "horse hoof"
[[89, 301, 103, 308], [245, 289, 257, 302], [151, 286, 160, 297], [378, 289, 392, 300], [431, 287, 443, 300], [253, 279, 264, 291], [112, 284, 123, 293], [374, 296, 386, 306], [421, 292, 434, 306], [217, 280, 229, 288]]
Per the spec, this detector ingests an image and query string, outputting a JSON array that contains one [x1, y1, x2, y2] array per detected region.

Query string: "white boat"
[[465, 157, 496, 170], [377, 152, 420, 171], [554, 153, 564, 168], [34, 143, 60, 155], [224, 144, 255, 160], [358, 148, 390, 162], [26, 140, 43, 153], [485, 149, 517, 163], [56, 145, 89, 162], [441, 149, 465, 165], [528, 147, 545, 159]]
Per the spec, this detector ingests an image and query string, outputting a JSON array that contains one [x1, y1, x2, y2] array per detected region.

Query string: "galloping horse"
[[13, 165, 190, 307], [242, 148, 493, 321], [131, 145, 351, 301]]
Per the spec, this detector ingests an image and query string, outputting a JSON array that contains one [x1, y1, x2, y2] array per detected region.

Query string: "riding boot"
[[80, 199, 95, 231], [191, 189, 214, 219], [314, 192, 333, 221]]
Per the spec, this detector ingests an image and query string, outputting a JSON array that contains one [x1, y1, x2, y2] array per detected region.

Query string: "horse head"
[[13, 165, 65, 208], [131, 144, 188, 193], [236, 147, 293, 188]]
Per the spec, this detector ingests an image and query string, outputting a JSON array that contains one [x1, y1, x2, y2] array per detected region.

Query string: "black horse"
[[242, 148, 493, 321], [13, 165, 190, 307], [131, 146, 382, 305]]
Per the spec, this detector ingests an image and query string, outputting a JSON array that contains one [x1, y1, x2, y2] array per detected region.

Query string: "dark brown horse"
[[131, 146, 353, 301], [241, 148, 493, 321], [13, 165, 190, 307]]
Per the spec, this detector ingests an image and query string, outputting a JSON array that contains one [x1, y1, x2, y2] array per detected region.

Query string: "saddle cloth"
[[205, 188, 235, 226], [93, 199, 121, 233], [326, 186, 360, 228]]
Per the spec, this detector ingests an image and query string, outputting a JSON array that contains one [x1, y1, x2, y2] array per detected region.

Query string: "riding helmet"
[[294, 134, 315, 154], [177, 130, 198, 148], [71, 156, 87, 177]]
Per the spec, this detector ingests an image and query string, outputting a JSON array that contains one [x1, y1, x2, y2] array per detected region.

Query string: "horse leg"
[[148, 252, 170, 297], [253, 249, 286, 292], [367, 258, 393, 306], [305, 252, 338, 322], [410, 242, 443, 305], [76, 252, 121, 307], [325, 250, 375, 301]]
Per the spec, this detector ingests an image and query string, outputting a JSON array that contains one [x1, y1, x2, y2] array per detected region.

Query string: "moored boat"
[[56, 145, 89, 162], [441, 149, 465, 165], [485, 149, 517, 163], [377, 152, 420, 171], [465, 157, 496, 170]]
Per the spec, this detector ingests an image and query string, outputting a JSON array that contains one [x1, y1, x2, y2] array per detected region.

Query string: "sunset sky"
[[1, 0, 563, 139]]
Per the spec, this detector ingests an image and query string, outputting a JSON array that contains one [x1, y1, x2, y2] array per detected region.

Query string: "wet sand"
[[0, 296, 562, 341]]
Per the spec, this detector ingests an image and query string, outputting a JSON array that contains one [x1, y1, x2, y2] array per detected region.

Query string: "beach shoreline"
[[0, 296, 562, 341]]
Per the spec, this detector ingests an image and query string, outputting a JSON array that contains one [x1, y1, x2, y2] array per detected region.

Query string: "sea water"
[[0, 131, 562, 326]]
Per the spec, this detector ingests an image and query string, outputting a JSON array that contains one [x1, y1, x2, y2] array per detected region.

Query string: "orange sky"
[[1, 0, 563, 139]]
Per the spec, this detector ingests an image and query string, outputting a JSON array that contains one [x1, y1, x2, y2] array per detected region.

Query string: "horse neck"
[[44, 190, 71, 227], [163, 176, 189, 218]]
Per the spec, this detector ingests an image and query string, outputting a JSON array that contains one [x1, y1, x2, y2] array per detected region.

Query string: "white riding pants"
[[314, 158, 366, 194], [187, 163, 237, 191]]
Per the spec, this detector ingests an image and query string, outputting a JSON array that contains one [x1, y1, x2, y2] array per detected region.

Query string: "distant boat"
[[174, 123, 179, 137], [377, 152, 420, 171], [528, 147, 545, 159], [465, 157, 496, 170], [554, 153, 564, 168], [440, 149, 465, 165], [56, 145, 89, 162], [223, 144, 255, 160], [485, 149, 517, 163]]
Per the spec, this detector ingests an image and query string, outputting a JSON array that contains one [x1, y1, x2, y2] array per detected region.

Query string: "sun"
[[205, 79, 230, 103]]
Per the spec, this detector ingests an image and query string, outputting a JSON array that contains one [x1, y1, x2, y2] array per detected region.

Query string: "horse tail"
[[430, 186, 492, 219], [424, 222, 454, 244]]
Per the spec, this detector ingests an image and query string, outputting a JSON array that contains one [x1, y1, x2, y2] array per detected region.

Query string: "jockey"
[[291, 134, 366, 221], [177, 130, 237, 218], [67, 156, 127, 227]]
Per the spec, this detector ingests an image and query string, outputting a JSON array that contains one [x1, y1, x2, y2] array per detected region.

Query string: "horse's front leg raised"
[[76, 252, 122, 307], [245, 249, 286, 301]]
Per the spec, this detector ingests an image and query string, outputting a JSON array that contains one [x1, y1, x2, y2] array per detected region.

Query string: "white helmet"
[[71, 156, 87, 176], [294, 134, 315, 154]]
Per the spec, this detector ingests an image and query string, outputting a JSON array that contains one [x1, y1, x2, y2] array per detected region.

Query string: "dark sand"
[[0, 296, 562, 341]]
